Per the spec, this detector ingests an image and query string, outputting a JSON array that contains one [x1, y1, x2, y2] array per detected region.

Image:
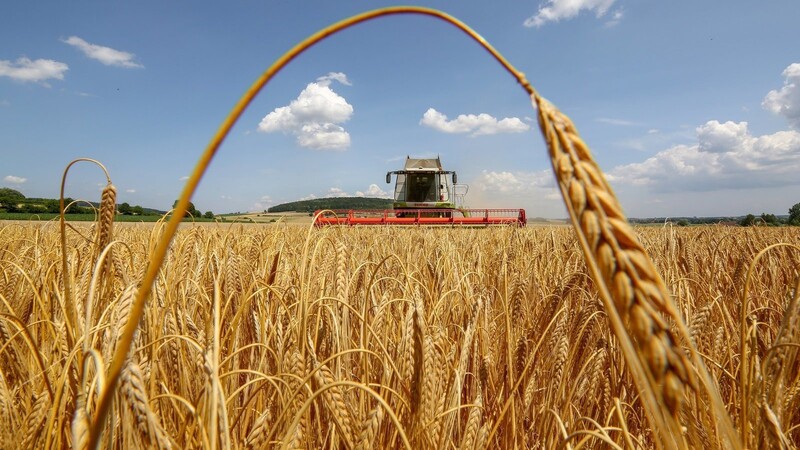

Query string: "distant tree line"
[[171, 200, 215, 219], [0, 188, 97, 214], [117, 202, 152, 216], [268, 197, 393, 213], [614, 201, 800, 227], [738, 201, 800, 226], [0, 187, 211, 218]]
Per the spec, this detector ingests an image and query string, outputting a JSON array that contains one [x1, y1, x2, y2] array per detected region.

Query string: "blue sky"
[[2, 0, 799, 218]]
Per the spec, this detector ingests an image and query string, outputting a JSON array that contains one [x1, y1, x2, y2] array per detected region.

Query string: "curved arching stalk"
[[59, 158, 112, 357], [88, 6, 740, 450], [89, 9, 536, 448]]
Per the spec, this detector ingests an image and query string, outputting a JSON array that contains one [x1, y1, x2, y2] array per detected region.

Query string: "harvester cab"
[[386, 156, 459, 212], [313, 156, 526, 226]]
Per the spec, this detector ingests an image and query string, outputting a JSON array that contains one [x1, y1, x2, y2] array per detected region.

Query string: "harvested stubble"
[[0, 221, 798, 449]]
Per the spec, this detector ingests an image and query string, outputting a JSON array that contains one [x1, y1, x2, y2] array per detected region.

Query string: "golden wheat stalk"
[[311, 356, 356, 449], [533, 94, 739, 449], [95, 183, 117, 257], [57, 158, 114, 378], [71, 390, 90, 450], [89, 8, 533, 444]]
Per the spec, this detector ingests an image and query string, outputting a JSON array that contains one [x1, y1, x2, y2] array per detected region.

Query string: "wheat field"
[[1, 8, 799, 448], [0, 219, 798, 449]]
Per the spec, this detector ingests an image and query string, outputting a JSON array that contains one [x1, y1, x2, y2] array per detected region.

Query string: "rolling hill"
[[267, 197, 393, 213]]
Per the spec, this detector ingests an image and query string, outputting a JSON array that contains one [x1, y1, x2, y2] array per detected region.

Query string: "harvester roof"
[[404, 156, 442, 171]]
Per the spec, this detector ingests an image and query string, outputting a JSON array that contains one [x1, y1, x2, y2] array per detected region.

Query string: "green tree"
[[739, 214, 756, 226], [0, 188, 25, 211], [20, 203, 44, 213], [132, 205, 144, 215], [0, 187, 25, 201], [119, 202, 132, 215], [789, 202, 800, 225], [203, 211, 214, 219], [45, 199, 60, 213], [172, 200, 198, 217], [760, 213, 780, 226]]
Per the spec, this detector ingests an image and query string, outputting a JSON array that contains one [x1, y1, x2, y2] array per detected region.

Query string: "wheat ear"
[[120, 360, 172, 449], [311, 357, 356, 449], [21, 390, 49, 450], [533, 94, 739, 448], [95, 183, 116, 256], [71, 391, 89, 450]]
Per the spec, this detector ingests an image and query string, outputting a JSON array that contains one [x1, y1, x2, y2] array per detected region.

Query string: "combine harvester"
[[314, 156, 527, 226]]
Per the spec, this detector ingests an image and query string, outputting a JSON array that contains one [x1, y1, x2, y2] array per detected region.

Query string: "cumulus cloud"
[[125, 189, 136, 193], [474, 170, 557, 195], [251, 195, 274, 211], [524, 0, 618, 27], [420, 108, 530, 136], [0, 57, 68, 85], [258, 73, 353, 150], [4, 175, 27, 184], [179, 176, 190, 181], [296, 123, 351, 149], [763, 63, 800, 129], [608, 120, 800, 192], [324, 187, 350, 198], [317, 72, 351, 87], [62, 36, 143, 68], [355, 184, 391, 198]]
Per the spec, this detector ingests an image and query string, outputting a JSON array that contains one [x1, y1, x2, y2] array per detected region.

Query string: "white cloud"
[[179, 176, 190, 181], [125, 188, 136, 193], [596, 117, 637, 126], [4, 175, 27, 184], [355, 184, 391, 198], [296, 123, 350, 149], [616, 126, 695, 152], [763, 63, 800, 129], [420, 108, 530, 136], [604, 8, 625, 27], [525, 0, 618, 28], [468, 170, 564, 214], [324, 187, 350, 198], [696, 120, 748, 154], [0, 57, 68, 85], [251, 195, 274, 211], [608, 120, 800, 192], [258, 75, 353, 150], [0, 99, 9, 107], [317, 72, 351, 87], [474, 170, 556, 195], [62, 36, 143, 68]]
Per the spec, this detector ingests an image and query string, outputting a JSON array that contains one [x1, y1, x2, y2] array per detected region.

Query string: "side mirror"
[[386, 172, 392, 184], [452, 172, 458, 184]]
